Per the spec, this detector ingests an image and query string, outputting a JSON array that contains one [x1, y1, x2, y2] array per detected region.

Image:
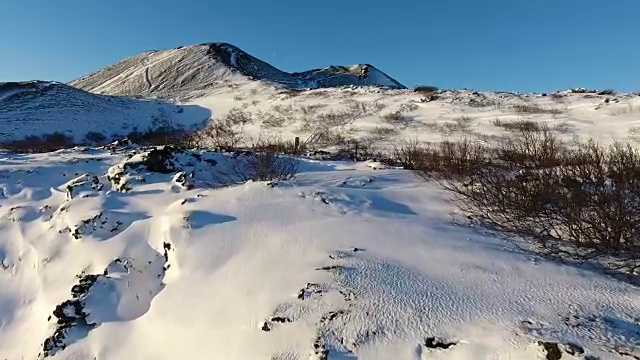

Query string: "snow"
[[0, 81, 211, 143], [183, 83, 640, 149], [69, 43, 406, 99], [0, 146, 638, 359]]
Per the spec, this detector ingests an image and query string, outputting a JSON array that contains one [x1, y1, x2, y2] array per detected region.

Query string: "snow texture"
[[0, 144, 638, 360]]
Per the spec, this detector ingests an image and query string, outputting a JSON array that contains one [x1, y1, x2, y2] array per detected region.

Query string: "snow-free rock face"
[[69, 43, 406, 99], [0, 81, 210, 143]]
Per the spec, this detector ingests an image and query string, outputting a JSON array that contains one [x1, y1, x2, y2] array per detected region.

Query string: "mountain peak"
[[69, 42, 406, 99]]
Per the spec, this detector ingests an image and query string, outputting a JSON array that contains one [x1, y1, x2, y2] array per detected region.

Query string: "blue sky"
[[1, 0, 639, 92]]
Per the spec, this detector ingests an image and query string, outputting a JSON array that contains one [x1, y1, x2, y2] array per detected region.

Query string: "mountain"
[[0, 81, 210, 144], [69, 43, 406, 99]]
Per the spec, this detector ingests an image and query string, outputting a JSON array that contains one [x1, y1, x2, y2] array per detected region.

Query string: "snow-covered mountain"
[[69, 43, 406, 99], [0, 81, 210, 143]]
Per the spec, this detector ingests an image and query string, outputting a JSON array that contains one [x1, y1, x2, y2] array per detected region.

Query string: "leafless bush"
[[369, 126, 398, 139], [550, 93, 566, 102], [468, 98, 500, 108], [84, 131, 107, 144], [513, 104, 563, 115], [260, 112, 287, 128], [454, 116, 473, 131], [127, 127, 190, 146], [553, 121, 573, 134], [381, 110, 405, 125], [433, 136, 640, 275], [0, 132, 76, 153], [316, 109, 356, 127], [420, 139, 490, 179], [598, 89, 616, 95], [496, 124, 567, 169], [492, 118, 542, 133], [399, 103, 419, 112], [414, 85, 438, 95], [225, 108, 253, 126], [272, 104, 294, 115], [282, 89, 306, 97], [391, 138, 430, 169], [299, 104, 327, 115], [191, 116, 245, 150], [336, 137, 379, 161], [234, 135, 300, 181]]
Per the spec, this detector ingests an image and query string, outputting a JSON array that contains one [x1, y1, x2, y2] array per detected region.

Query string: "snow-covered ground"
[[184, 83, 640, 149], [1, 145, 638, 360]]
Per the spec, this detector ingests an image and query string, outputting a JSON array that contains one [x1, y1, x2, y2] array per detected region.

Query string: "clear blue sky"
[[2, 0, 639, 92]]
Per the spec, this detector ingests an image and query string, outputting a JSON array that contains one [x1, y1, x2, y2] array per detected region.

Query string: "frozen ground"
[[0, 145, 638, 360]]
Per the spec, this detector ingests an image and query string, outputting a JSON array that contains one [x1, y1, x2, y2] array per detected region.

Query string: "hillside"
[[69, 43, 406, 99], [0, 81, 210, 144], [0, 145, 638, 360], [184, 83, 640, 149]]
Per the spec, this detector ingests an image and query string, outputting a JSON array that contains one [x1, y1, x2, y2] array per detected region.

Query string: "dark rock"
[[563, 342, 584, 355], [538, 341, 562, 360], [425, 336, 457, 350]]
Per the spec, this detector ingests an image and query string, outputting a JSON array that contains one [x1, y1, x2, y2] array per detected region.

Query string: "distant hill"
[[0, 81, 209, 144], [69, 43, 406, 99]]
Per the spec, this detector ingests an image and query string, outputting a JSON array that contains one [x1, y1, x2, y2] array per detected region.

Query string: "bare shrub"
[[127, 127, 190, 146], [381, 110, 405, 124], [421, 139, 490, 179], [435, 136, 640, 275], [369, 126, 398, 139], [225, 108, 253, 126], [454, 116, 473, 131], [391, 138, 430, 169], [553, 121, 573, 134], [336, 137, 379, 161], [191, 116, 245, 150], [233, 135, 300, 181], [496, 125, 567, 169], [414, 85, 438, 95], [260, 112, 287, 128], [299, 104, 327, 115], [513, 104, 563, 115], [317, 110, 355, 127], [468, 98, 500, 108], [84, 131, 107, 144], [492, 118, 542, 133], [1, 132, 76, 153], [598, 89, 616, 95]]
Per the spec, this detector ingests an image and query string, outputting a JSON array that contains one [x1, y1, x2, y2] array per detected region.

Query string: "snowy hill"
[[0, 145, 638, 360], [0, 81, 210, 143], [185, 83, 640, 149], [69, 43, 406, 99]]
